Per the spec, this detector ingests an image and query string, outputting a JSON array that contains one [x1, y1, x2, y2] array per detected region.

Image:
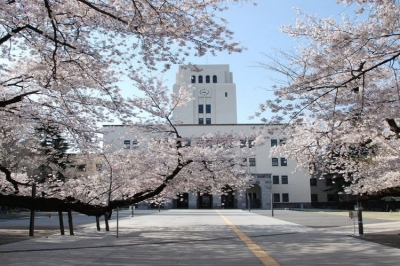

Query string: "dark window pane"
[[281, 158, 287, 166], [123, 140, 130, 149], [273, 175, 279, 184], [206, 104, 211, 113], [273, 193, 280, 203], [311, 194, 318, 202], [212, 75, 217, 83], [248, 140, 254, 148], [198, 104, 203, 113], [206, 118, 211, 124], [310, 178, 317, 186], [198, 75, 203, 83], [282, 175, 288, 184], [249, 158, 256, 166], [199, 118, 204, 124], [206, 75, 210, 83], [282, 193, 289, 202], [191, 75, 196, 83], [271, 139, 278, 147], [272, 158, 278, 166]]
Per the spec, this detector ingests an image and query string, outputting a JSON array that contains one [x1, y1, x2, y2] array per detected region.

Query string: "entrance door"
[[221, 193, 235, 208], [198, 193, 213, 208], [176, 193, 189, 209]]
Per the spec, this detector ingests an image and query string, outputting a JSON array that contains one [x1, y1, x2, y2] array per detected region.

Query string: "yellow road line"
[[216, 210, 281, 266]]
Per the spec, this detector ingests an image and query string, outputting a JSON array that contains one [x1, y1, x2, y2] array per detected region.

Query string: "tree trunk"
[[96, 215, 100, 231], [104, 213, 110, 232], [58, 211, 65, 235], [68, 209, 74, 235]]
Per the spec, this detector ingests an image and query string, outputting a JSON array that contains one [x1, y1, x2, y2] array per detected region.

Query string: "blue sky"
[[128, 1, 362, 124]]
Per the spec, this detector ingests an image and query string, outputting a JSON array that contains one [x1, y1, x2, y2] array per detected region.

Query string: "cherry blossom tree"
[[0, 0, 250, 215], [259, 0, 400, 195]]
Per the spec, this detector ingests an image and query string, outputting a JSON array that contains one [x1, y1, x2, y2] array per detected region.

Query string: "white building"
[[103, 64, 311, 209]]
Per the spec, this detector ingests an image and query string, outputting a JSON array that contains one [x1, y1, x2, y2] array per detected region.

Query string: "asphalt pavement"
[[0, 209, 399, 265]]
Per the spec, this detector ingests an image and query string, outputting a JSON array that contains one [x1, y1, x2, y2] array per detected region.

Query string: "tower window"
[[225, 92, 228, 97], [206, 118, 211, 124], [198, 75, 203, 83], [282, 193, 289, 202], [206, 104, 211, 113], [213, 75, 217, 83], [206, 75, 210, 83], [199, 118, 204, 124], [273, 193, 280, 203], [198, 104, 204, 113], [191, 75, 196, 83]]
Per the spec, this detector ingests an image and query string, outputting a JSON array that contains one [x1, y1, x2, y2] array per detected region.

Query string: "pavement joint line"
[[216, 210, 281, 266]]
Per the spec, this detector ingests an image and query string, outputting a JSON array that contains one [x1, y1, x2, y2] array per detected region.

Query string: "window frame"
[[282, 193, 289, 202], [206, 104, 211, 113], [206, 75, 210, 83], [273, 193, 280, 203], [206, 118, 211, 124], [272, 175, 279, 184], [271, 139, 278, 147], [272, 158, 279, 166], [123, 140, 131, 149], [198, 75, 203, 83], [280, 157, 288, 166], [249, 158, 256, 166], [199, 118, 204, 124], [212, 75, 217, 83], [191, 75, 196, 83], [198, 104, 204, 113]]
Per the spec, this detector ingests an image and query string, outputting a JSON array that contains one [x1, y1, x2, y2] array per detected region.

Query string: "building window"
[[123, 140, 130, 149], [273, 175, 279, 184], [96, 164, 103, 171], [206, 75, 210, 83], [281, 175, 288, 184], [249, 158, 256, 166], [282, 193, 289, 202], [272, 158, 279, 166], [206, 118, 211, 124], [77, 164, 86, 172], [213, 75, 217, 83], [273, 193, 280, 203], [198, 104, 204, 113], [248, 140, 254, 148], [132, 139, 138, 148], [225, 92, 228, 97], [271, 139, 278, 147], [198, 75, 203, 83], [199, 118, 204, 124], [206, 104, 211, 113], [191, 75, 196, 83], [311, 194, 318, 202], [281, 158, 287, 166], [240, 140, 246, 148], [310, 178, 317, 186], [184, 139, 191, 146], [280, 139, 286, 145]]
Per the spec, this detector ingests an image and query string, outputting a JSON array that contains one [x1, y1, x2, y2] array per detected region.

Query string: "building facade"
[[103, 65, 311, 209]]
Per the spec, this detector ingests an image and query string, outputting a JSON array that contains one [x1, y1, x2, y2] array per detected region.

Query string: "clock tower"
[[172, 64, 238, 124]]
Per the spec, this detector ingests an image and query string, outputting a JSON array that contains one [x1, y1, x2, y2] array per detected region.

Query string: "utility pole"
[[29, 183, 36, 236]]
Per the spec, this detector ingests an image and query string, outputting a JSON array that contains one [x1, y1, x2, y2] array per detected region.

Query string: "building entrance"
[[198, 193, 213, 208], [175, 193, 189, 209]]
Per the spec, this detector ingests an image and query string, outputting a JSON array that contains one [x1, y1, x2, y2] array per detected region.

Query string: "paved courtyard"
[[0, 209, 400, 265]]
